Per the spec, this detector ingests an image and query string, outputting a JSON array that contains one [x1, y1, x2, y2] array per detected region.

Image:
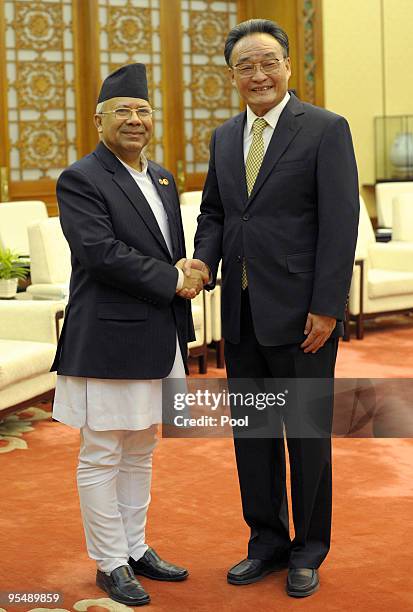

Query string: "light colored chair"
[[180, 190, 203, 206], [392, 193, 413, 241], [26, 217, 71, 300], [0, 201, 48, 256], [375, 182, 413, 228], [0, 300, 64, 417], [188, 291, 208, 374], [180, 192, 225, 367], [347, 196, 413, 338], [179, 199, 209, 372]]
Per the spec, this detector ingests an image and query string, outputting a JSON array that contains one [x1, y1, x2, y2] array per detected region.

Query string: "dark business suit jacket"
[[194, 92, 359, 346], [51, 142, 194, 379]]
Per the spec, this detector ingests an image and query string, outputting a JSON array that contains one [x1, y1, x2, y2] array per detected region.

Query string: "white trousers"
[[77, 423, 158, 573]]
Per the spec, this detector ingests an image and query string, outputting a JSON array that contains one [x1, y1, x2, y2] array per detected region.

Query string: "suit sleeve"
[[57, 167, 178, 305], [193, 129, 224, 288], [310, 117, 359, 320]]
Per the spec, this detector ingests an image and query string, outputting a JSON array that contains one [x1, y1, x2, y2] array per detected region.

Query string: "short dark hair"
[[224, 19, 289, 66]]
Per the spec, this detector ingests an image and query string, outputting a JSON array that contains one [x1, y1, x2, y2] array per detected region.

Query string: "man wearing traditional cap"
[[51, 63, 206, 606]]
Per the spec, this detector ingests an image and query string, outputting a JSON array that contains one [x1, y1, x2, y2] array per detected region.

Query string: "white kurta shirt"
[[53, 154, 186, 431]]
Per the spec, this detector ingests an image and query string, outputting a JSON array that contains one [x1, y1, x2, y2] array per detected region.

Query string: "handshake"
[[175, 258, 210, 299]]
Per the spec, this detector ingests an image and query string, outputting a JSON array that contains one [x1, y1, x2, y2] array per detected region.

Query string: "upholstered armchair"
[[0, 200, 48, 257], [375, 181, 413, 228], [0, 300, 64, 417], [179, 197, 210, 372], [346, 196, 413, 339], [26, 217, 71, 300], [180, 192, 225, 368], [392, 193, 413, 241]]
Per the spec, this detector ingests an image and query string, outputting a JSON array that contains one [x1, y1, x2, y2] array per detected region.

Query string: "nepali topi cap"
[[98, 63, 149, 103]]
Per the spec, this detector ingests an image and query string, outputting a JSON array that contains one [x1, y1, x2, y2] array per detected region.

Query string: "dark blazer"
[[194, 92, 359, 346], [51, 142, 195, 379]]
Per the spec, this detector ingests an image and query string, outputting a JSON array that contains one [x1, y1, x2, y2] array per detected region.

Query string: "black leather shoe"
[[96, 565, 150, 606], [129, 547, 188, 582], [227, 557, 288, 585], [287, 568, 320, 597]]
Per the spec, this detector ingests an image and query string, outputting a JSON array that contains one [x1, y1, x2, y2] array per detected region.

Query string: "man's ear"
[[285, 57, 292, 78], [94, 114, 103, 132]]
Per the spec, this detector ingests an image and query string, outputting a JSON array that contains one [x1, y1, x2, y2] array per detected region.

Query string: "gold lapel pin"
[[158, 178, 169, 185]]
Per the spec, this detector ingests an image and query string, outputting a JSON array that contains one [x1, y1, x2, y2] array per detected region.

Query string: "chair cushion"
[[368, 269, 413, 299], [0, 372, 56, 412], [191, 304, 203, 331], [0, 339, 56, 390], [0, 201, 47, 256], [28, 217, 71, 284], [392, 193, 413, 241], [376, 182, 413, 228]]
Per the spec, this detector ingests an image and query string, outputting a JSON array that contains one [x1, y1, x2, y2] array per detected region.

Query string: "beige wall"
[[322, 0, 413, 216], [383, 0, 413, 115]]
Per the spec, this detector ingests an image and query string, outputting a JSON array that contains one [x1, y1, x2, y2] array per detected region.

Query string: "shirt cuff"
[[176, 267, 184, 291]]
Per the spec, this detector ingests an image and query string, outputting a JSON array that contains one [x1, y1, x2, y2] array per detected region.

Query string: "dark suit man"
[[51, 64, 206, 607], [188, 20, 359, 597]]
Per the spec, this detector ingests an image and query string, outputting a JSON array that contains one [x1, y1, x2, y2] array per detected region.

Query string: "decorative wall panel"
[[4, 0, 77, 181], [98, 0, 164, 163], [181, 0, 239, 173], [301, 0, 316, 104]]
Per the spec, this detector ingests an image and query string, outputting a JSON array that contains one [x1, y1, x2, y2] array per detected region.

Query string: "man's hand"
[[175, 258, 207, 299], [300, 313, 336, 353], [183, 259, 210, 283]]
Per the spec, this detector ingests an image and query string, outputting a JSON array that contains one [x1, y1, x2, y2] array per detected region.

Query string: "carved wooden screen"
[[0, 0, 78, 208], [98, 0, 164, 164], [180, 0, 240, 187], [0, 0, 248, 207]]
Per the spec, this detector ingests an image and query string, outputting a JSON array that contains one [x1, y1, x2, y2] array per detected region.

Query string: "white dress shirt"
[[53, 153, 186, 431], [243, 91, 290, 162], [118, 155, 184, 289]]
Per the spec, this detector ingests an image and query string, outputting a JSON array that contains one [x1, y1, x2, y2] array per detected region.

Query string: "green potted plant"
[[0, 247, 29, 298]]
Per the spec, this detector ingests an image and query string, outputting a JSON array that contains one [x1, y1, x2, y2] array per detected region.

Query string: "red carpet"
[[1, 320, 412, 611]]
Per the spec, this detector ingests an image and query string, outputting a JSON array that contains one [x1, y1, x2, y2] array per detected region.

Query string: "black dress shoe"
[[287, 568, 320, 597], [129, 547, 189, 582], [227, 557, 288, 585], [96, 565, 150, 606]]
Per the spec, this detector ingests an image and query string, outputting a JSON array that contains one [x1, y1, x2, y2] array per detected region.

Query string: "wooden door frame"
[[73, 0, 100, 159], [0, 0, 10, 201]]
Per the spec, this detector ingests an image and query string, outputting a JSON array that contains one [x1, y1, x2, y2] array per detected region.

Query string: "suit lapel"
[[147, 163, 180, 258], [222, 112, 248, 207], [94, 143, 172, 259], [246, 94, 305, 208], [112, 165, 172, 259]]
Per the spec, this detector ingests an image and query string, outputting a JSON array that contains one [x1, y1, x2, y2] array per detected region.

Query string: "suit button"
[[242, 214, 249, 221], [236, 256, 241, 262]]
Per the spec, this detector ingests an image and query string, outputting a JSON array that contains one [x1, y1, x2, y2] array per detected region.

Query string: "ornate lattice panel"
[[181, 0, 239, 173], [98, 0, 164, 163], [302, 0, 316, 104], [4, 0, 77, 181]]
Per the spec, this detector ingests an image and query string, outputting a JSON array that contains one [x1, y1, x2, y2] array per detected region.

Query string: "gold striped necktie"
[[242, 117, 268, 290]]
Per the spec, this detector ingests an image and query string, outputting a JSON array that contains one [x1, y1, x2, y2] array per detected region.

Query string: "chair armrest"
[[0, 300, 65, 344], [348, 259, 364, 316], [354, 243, 369, 262], [369, 242, 413, 271]]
